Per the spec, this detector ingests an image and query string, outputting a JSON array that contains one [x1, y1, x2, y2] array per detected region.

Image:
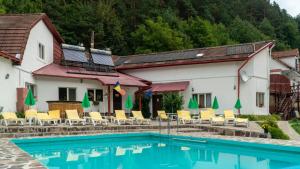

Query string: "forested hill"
[[1, 0, 300, 55]]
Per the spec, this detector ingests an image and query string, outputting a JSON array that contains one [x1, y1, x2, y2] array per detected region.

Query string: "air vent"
[[196, 53, 204, 57]]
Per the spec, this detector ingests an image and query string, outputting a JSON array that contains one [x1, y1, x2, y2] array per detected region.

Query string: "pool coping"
[[4, 131, 300, 169]]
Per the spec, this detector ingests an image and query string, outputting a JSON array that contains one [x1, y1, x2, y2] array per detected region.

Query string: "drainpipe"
[[237, 42, 274, 115]]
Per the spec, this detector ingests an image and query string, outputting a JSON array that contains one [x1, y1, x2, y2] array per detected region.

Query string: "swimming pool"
[[12, 133, 300, 169]]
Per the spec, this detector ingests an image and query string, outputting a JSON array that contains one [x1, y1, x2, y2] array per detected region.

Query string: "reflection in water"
[[17, 136, 300, 169]]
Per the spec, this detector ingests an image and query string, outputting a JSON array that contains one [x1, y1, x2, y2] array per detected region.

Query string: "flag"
[[114, 81, 126, 96], [145, 89, 152, 98]]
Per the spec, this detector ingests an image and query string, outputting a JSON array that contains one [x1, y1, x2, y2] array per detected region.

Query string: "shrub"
[[268, 127, 290, 140], [163, 92, 184, 114], [289, 119, 300, 135], [238, 114, 280, 121], [16, 112, 25, 118]]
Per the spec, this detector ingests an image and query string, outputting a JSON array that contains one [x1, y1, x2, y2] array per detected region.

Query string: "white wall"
[[0, 58, 18, 111], [124, 48, 271, 115], [240, 48, 270, 115], [270, 58, 288, 71], [16, 20, 54, 88], [36, 76, 138, 113], [281, 57, 296, 69]]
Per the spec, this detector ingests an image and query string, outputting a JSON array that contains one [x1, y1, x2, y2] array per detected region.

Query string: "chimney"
[[91, 31, 95, 49]]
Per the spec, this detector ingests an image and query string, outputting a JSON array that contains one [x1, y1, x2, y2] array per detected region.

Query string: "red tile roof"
[[0, 50, 20, 63], [272, 49, 299, 59], [151, 81, 189, 92], [0, 13, 63, 63], [115, 41, 274, 70], [33, 64, 147, 87]]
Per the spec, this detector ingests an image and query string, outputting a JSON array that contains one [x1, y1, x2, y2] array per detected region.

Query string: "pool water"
[[12, 133, 300, 169]]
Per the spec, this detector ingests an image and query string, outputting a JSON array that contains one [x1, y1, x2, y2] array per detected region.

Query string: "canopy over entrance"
[[151, 81, 189, 93]]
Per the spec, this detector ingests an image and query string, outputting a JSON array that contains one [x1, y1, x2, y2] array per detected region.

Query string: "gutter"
[[237, 41, 274, 114]]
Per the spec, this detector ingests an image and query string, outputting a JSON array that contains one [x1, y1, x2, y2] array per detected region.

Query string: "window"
[[38, 43, 45, 60], [193, 93, 212, 108], [87, 89, 103, 102], [58, 88, 76, 101], [25, 83, 37, 98], [256, 92, 264, 107]]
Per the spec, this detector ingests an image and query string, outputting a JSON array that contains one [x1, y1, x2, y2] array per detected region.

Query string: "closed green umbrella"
[[188, 98, 195, 109], [234, 98, 242, 110], [24, 88, 35, 107], [212, 96, 219, 110], [82, 92, 91, 108], [193, 98, 199, 109], [125, 95, 133, 110]]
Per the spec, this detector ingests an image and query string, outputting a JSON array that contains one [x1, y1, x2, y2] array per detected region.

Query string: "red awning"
[[151, 81, 189, 92], [33, 64, 147, 87]]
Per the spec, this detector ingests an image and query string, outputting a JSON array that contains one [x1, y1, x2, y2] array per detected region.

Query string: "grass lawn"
[[289, 119, 300, 135]]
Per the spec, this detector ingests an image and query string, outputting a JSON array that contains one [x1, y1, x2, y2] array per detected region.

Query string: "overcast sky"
[[270, 0, 300, 17]]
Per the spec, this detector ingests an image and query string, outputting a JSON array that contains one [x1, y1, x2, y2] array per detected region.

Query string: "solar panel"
[[226, 44, 254, 55], [91, 53, 114, 66], [62, 44, 88, 63], [126, 50, 199, 64]]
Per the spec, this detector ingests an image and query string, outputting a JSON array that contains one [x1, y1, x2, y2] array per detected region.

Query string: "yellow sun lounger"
[[224, 110, 249, 127], [177, 110, 198, 124], [199, 110, 212, 124], [157, 110, 168, 121], [25, 109, 38, 125], [114, 110, 133, 125], [48, 110, 62, 123], [132, 111, 151, 125], [1, 112, 24, 126], [65, 110, 86, 126], [89, 112, 108, 126], [36, 113, 58, 126]]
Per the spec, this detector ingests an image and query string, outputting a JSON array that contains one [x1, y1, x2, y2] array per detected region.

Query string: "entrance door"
[[113, 90, 122, 111], [152, 95, 163, 118]]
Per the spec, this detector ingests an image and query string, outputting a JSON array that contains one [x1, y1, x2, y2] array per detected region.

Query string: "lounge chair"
[[199, 110, 212, 124], [132, 111, 151, 125], [1, 112, 24, 126], [89, 112, 108, 126], [177, 110, 198, 124], [48, 110, 62, 123], [224, 110, 249, 127], [157, 110, 169, 121], [65, 110, 86, 126], [113, 110, 133, 125], [211, 116, 225, 125], [36, 113, 58, 126], [25, 109, 38, 125]]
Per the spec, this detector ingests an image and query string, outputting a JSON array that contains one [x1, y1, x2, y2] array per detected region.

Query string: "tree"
[[229, 17, 269, 43], [163, 92, 184, 114], [131, 17, 192, 54], [259, 18, 276, 38]]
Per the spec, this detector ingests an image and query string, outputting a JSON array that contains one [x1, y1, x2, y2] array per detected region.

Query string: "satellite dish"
[[240, 71, 250, 82]]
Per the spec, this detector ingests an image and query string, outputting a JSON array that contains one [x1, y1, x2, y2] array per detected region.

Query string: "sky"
[[270, 0, 300, 17]]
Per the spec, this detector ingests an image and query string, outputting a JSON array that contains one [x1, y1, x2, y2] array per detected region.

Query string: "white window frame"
[[25, 82, 37, 98], [192, 93, 212, 108], [38, 42, 45, 60], [58, 87, 77, 101], [256, 92, 265, 108], [87, 89, 103, 102]]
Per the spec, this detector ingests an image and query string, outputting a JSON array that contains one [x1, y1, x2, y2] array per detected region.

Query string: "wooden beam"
[[108, 85, 111, 115]]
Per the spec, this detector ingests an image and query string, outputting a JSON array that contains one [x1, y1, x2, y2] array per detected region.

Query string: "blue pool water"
[[12, 133, 300, 169]]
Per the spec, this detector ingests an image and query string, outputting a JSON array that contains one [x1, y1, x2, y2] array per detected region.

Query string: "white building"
[[0, 13, 283, 117], [116, 42, 275, 116], [269, 49, 300, 117], [0, 14, 145, 114], [0, 13, 63, 112]]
